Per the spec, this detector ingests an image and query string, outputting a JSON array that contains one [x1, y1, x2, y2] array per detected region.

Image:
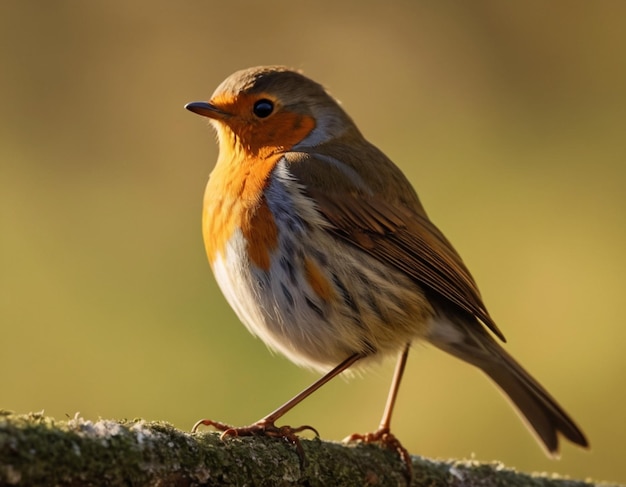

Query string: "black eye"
[[253, 99, 274, 118]]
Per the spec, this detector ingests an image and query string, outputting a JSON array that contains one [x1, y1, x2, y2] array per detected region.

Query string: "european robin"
[[185, 66, 588, 472]]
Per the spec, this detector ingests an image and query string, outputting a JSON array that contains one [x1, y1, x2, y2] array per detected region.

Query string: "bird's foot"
[[192, 418, 319, 466], [345, 428, 413, 483]]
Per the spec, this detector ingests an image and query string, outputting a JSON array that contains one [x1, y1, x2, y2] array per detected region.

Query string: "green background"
[[2, 1, 624, 483]]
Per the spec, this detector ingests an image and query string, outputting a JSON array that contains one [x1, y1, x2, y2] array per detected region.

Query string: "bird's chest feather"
[[206, 155, 322, 279], [204, 158, 428, 369], [202, 150, 283, 271], [203, 158, 342, 362]]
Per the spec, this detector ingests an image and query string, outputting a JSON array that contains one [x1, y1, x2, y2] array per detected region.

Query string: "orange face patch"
[[210, 92, 316, 160]]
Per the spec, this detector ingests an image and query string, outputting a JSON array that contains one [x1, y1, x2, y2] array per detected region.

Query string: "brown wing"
[[307, 188, 506, 342]]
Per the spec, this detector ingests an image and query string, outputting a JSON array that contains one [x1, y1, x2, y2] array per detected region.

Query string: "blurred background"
[[1, 1, 625, 483]]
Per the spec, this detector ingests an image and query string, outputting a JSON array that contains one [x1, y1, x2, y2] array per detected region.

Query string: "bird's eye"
[[253, 99, 274, 118]]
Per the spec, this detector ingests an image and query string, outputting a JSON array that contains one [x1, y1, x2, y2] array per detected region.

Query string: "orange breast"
[[202, 104, 316, 272], [203, 152, 281, 272]]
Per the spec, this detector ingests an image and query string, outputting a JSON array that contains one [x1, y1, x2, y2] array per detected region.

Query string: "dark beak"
[[185, 101, 229, 119]]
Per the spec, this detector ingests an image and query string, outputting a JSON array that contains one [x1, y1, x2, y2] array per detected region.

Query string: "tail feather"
[[430, 320, 589, 453]]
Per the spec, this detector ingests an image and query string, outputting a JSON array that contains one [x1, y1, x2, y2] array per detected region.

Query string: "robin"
[[185, 66, 588, 472]]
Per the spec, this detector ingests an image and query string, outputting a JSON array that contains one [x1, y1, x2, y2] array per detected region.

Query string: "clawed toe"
[[192, 418, 234, 435], [345, 428, 413, 483], [192, 418, 319, 466]]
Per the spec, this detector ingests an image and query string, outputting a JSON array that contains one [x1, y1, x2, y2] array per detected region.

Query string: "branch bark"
[[0, 412, 611, 486]]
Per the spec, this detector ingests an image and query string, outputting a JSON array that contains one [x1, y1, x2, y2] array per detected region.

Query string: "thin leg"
[[345, 343, 413, 483], [379, 343, 410, 430], [262, 352, 363, 424], [192, 352, 363, 464]]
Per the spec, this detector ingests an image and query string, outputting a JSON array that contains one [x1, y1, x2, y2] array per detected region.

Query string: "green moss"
[[0, 412, 613, 486]]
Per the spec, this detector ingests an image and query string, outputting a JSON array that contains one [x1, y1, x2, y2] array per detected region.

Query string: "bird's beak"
[[185, 101, 229, 120]]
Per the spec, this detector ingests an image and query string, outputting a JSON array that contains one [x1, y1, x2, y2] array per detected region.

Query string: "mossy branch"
[[0, 412, 612, 486]]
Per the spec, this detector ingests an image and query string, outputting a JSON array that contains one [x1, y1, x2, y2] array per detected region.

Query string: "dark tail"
[[429, 320, 589, 453]]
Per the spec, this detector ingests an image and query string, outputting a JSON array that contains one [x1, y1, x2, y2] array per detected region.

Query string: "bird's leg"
[[345, 343, 413, 482], [192, 352, 363, 465]]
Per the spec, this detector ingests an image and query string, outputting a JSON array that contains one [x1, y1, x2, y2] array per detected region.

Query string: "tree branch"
[[0, 412, 610, 486]]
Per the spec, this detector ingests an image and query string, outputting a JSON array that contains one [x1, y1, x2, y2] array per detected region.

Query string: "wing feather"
[[308, 188, 506, 342]]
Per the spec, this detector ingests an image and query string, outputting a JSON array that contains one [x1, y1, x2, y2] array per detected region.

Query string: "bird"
[[185, 65, 588, 472]]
